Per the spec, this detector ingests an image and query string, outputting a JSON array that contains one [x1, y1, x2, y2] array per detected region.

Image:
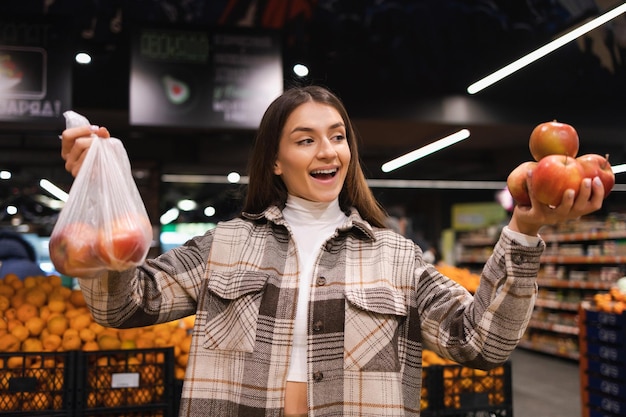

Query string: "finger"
[[64, 137, 93, 176], [60, 126, 94, 159]]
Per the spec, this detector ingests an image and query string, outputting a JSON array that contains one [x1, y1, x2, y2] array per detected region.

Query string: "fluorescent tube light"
[[467, 3, 626, 94], [381, 129, 470, 173], [612, 164, 626, 174], [39, 179, 69, 202]]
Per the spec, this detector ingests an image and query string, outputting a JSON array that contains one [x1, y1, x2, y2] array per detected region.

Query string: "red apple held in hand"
[[577, 153, 615, 198], [529, 120, 579, 161], [49, 222, 102, 277], [507, 161, 537, 206], [530, 154, 584, 207], [96, 214, 152, 271]]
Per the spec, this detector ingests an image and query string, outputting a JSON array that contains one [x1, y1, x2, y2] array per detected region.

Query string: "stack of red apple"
[[507, 120, 615, 207], [49, 213, 152, 278]]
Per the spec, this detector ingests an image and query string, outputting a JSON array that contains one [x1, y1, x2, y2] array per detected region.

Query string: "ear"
[[273, 160, 282, 176]]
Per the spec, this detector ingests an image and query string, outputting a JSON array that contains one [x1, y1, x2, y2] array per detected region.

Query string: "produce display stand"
[[0, 347, 175, 417], [420, 361, 512, 417], [579, 301, 626, 417]]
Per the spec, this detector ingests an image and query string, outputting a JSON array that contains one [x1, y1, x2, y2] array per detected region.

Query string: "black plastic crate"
[[0, 351, 75, 416], [588, 391, 626, 416], [421, 362, 512, 417], [74, 348, 176, 417]]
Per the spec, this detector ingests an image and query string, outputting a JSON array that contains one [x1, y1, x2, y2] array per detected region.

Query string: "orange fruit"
[[42, 334, 62, 351], [24, 287, 47, 308], [47, 275, 63, 287], [82, 340, 99, 351], [0, 333, 20, 351], [24, 316, 46, 336], [9, 278, 24, 291], [97, 334, 122, 350], [47, 315, 69, 336], [16, 302, 38, 323], [0, 283, 14, 298], [3, 307, 17, 320], [47, 298, 66, 314], [69, 289, 87, 308], [118, 327, 139, 341], [6, 356, 25, 368], [0, 294, 10, 312], [79, 327, 97, 342], [22, 337, 44, 352], [89, 322, 106, 335], [70, 312, 92, 331], [62, 329, 82, 351], [23, 276, 38, 288], [10, 323, 29, 342]]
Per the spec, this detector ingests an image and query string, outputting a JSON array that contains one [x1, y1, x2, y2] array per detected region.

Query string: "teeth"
[[311, 168, 337, 175]]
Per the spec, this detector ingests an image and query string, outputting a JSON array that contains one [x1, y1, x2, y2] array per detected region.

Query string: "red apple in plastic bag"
[[531, 154, 584, 207], [96, 213, 152, 271], [49, 222, 102, 277]]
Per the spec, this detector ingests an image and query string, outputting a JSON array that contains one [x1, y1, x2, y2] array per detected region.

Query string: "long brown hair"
[[242, 85, 387, 228]]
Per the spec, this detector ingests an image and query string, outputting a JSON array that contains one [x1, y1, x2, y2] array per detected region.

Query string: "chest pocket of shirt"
[[200, 270, 269, 353], [343, 286, 408, 372]]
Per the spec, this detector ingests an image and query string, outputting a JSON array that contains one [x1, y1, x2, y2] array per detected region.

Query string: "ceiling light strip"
[[381, 129, 471, 172], [467, 3, 626, 94], [161, 174, 249, 184], [367, 179, 506, 189]]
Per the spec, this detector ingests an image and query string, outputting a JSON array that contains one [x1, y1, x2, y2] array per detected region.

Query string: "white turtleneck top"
[[282, 195, 348, 382]]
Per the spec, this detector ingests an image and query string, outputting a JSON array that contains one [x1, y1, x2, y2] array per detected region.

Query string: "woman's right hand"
[[60, 125, 110, 177]]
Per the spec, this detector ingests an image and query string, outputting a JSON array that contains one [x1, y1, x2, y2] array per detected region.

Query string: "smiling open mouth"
[[310, 168, 338, 180]]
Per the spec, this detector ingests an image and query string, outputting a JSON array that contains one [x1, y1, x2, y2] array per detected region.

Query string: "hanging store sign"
[[0, 18, 72, 123], [130, 26, 283, 129]]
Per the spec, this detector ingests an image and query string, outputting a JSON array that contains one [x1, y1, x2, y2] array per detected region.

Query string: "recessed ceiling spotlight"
[[75, 52, 92, 64], [227, 172, 241, 183], [293, 63, 309, 77]]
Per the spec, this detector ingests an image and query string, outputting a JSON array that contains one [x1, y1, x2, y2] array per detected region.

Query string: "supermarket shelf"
[[540, 255, 626, 264], [528, 318, 579, 335], [517, 339, 580, 361], [540, 230, 626, 243], [534, 298, 580, 311], [536, 279, 614, 290]]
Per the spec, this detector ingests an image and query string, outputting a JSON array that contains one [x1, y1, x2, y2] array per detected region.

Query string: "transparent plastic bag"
[[49, 111, 152, 277]]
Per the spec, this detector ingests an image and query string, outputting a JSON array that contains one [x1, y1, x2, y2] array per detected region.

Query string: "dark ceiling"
[[1, 0, 626, 233]]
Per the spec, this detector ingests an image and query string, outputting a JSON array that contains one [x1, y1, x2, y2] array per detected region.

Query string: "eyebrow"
[[289, 122, 345, 134]]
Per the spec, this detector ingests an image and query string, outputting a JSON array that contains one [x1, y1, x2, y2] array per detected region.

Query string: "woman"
[[60, 86, 604, 417]]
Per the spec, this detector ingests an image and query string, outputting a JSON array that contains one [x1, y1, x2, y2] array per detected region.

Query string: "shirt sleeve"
[[502, 225, 541, 247], [416, 228, 545, 369]]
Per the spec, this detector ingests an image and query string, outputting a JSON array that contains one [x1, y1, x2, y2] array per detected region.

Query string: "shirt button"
[[512, 254, 524, 265], [313, 371, 324, 382], [313, 320, 324, 332], [316, 276, 327, 286]]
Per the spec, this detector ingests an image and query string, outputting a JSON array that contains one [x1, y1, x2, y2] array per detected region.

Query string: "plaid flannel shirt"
[[78, 206, 544, 416]]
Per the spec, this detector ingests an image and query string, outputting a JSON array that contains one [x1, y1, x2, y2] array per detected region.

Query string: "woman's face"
[[273, 101, 351, 203]]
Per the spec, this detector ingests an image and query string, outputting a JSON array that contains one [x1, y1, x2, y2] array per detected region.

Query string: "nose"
[[317, 137, 337, 159]]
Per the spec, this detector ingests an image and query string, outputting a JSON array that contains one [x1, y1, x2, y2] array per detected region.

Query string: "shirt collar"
[[242, 205, 376, 241]]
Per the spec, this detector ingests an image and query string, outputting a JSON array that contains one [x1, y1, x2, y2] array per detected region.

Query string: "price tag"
[[111, 373, 140, 388]]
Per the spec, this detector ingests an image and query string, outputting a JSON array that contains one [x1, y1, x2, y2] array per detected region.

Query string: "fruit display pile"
[[435, 263, 481, 293], [507, 120, 615, 207], [591, 278, 626, 314], [420, 350, 509, 412], [0, 273, 193, 381]]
